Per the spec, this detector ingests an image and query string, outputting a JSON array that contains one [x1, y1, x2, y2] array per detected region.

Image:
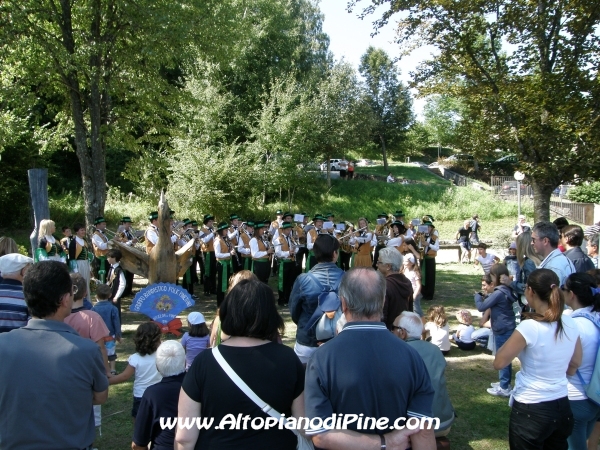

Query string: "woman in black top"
[[456, 220, 473, 263], [175, 280, 305, 450]]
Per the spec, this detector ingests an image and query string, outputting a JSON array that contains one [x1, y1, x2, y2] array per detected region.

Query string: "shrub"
[[567, 182, 600, 204]]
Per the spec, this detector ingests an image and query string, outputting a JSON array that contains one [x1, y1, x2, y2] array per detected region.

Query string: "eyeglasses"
[[391, 325, 404, 333]]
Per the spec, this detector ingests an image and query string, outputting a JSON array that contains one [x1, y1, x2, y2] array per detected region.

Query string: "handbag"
[[212, 347, 314, 450]]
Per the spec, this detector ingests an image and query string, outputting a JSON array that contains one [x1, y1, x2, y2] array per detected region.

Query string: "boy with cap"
[[0, 253, 33, 332]]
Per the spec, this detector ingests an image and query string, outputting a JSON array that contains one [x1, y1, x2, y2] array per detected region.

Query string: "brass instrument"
[[103, 228, 127, 242], [375, 216, 393, 244], [293, 223, 306, 245]]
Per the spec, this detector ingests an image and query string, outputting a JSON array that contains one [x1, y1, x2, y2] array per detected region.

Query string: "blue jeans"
[[413, 293, 423, 317], [494, 331, 513, 389], [568, 398, 600, 450], [510, 397, 573, 450]]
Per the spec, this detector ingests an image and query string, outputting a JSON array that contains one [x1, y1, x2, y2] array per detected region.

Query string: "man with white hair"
[[394, 311, 456, 439], [376, 247, 413, 330], [305, 267, 435, 449], [0, 253, 33, 332], [133, 340, 186, 450]]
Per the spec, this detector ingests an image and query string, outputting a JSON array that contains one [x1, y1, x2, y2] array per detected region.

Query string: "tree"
[[359, 46, 414, 171], [351, 0, 600, 221], [0, 0, 240, 227], [423, 95, 464, 151]]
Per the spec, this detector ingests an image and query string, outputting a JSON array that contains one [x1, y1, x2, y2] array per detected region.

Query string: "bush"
[[567, 182, 600, 204]]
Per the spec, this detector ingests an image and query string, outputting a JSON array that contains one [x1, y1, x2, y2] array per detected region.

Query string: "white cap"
[[187, 311, 205, 325], [404, 253, 416, 264], [0, 253, 34, 274]]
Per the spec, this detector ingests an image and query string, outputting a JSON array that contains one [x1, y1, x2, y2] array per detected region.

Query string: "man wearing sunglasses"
[[532, 221, 575, 286]]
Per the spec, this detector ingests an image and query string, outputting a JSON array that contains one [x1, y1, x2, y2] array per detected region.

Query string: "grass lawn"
[[95, 262, 516, 450]]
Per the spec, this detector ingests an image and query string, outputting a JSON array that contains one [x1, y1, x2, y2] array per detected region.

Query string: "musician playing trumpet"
[[349, 217, 373, 267], [305, 214, 325, 272], [201, 214, 217, 296], [250, 222, 274, 283], [274, 222, 298, 306], [214, 222, 236, 307], [237, 221, 254, 271]]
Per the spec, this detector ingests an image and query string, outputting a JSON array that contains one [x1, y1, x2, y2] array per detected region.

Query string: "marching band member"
[[349, 217, 373, 268], [294, 213, 308, 274], [238, 220, 254, 271], [269, 210, 283, 238], [372, 212, 390, 269], [250, 222, 274, 283], [237, 221, 254, 271], [386, 221, 407, 253], [91, 216, 109, 283], [119, 216, 137, 296], [337, 222, 353, 271], [201, 214, 217, 296], [305, 214, 325, 272], [271, 212, 294, 276], [60, 226, 73, 255], [274, 222, 297, 306], [179, 219, 197, 298], [227, 214, 241, 273], [420, 219, 440, 300], [323, 213, 336, 234], [393, 209, 406, 226], [144, 211, 177, 254], [37, 219, 65, 263], [69, 223, 92, 301], [191, 220, 202, 285], [214, 222, 236, 307]]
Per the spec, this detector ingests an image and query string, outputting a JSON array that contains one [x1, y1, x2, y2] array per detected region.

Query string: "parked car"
[[355, 159, 375, 167], [501, 180, 528, 194], [320, 159, 342, 171]]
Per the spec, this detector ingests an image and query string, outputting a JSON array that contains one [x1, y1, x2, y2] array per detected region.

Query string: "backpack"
[[571, 310, 600, 405], [303, 273, 342, 333]]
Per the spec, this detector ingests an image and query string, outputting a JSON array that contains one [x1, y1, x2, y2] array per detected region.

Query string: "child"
[[474, 243, 500, 274], [471, 275, 495, 348], [402, 253, 422, 316], [106, 248, 126, 323], [109, 322, 163, 419], [181, 312, 210, 370], [423, 305, 451, 355], [92, 284, 122, 374], [474, 263, 517, 397], [452, 309, 476, 350], [503, 242, 519, 280]]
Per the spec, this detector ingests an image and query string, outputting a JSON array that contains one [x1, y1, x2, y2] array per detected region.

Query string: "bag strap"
[[306, 272, 324, 291], [212, 346, 280, 418], [306, 272, 341, 292], [571, 311, 600, 386]]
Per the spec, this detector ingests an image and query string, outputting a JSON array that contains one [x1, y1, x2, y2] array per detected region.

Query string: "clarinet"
[[224, 236, 240, 267]]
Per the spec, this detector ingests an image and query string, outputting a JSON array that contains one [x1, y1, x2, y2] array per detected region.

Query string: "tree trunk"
[[530, 179, 554, 222], [380, 134, 389, 172]]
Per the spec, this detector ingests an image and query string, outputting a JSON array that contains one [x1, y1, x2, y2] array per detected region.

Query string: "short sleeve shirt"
[[457, 228, 471, 242], [182, 343, 305, 450], [64, 308, 110, 342], [128, 353, 162, 398], [304, 322, 434, 435]]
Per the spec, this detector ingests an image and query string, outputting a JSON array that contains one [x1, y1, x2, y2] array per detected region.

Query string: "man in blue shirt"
[[289, 234, 343, 364], [305, 267, 436, 449], [0, 253, 33, 332]]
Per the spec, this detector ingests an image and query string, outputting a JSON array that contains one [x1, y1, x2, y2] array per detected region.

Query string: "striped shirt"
[[0, 279, 28, 333]]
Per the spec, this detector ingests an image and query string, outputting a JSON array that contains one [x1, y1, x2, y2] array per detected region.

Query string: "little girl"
[[109, 322, 162, 418], [452, 309, 476, 350], [424, 305, 451, 355], [181, 312, 210, 370]]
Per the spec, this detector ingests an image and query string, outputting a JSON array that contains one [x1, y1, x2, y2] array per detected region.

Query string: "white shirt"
[[513, 314, 579, 403], [214, 238, 233, 259], [424, 322, 451, 351], [456, 324, 475, 343], [250, 237, 268, 259], [349, 231, 373, 246], [146, 225, 158, 245], [91, 231, 108, 250], [387, 175, 395, 183], [476, 253, 497, 274], [386, 236, 403, 248], [237, 231, 252, 256], [109, 262, 126, 301], [128, 353, 162, 398], [275, 234, 292, 259], [538, 248, 576, 286]]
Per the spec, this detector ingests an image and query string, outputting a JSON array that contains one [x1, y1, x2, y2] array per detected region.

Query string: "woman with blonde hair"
[[508, 230, 540, 309], [348, 217, 373, 267], [210, 270, 258, 347], [37, 219, 64, 262], [494, 268, 581, 449]]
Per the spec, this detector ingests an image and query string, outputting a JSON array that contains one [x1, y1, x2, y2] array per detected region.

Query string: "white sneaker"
[[487, 385, 512, 397], [490, 382, 500, 389]]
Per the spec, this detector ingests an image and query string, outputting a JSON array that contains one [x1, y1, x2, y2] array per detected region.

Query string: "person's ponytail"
[[524, 269, 565, 338]]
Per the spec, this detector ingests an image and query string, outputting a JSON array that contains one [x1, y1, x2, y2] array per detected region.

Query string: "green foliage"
[[567, 182, 600, 204], [359, 47, 414, 168], [352, 0, 600, 222], [422, 95, 464, 148]]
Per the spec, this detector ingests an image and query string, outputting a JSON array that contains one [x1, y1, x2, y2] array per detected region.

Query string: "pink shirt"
[[64, 308, 110, 343]]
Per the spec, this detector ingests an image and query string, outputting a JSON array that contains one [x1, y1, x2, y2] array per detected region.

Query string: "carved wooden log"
[[28, 169, 50, 255]]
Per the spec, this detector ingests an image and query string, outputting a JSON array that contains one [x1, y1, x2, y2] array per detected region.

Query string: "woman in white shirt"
[[562, 272, 600, 449], [494, 268, 582, 450]]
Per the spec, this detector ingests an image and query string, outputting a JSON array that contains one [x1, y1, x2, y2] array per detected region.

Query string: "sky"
[[318, 0, 434, 117]]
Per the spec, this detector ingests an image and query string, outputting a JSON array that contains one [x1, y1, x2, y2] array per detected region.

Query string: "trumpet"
[[340, 225, 367, 241], [103, 228, 127, 242]]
